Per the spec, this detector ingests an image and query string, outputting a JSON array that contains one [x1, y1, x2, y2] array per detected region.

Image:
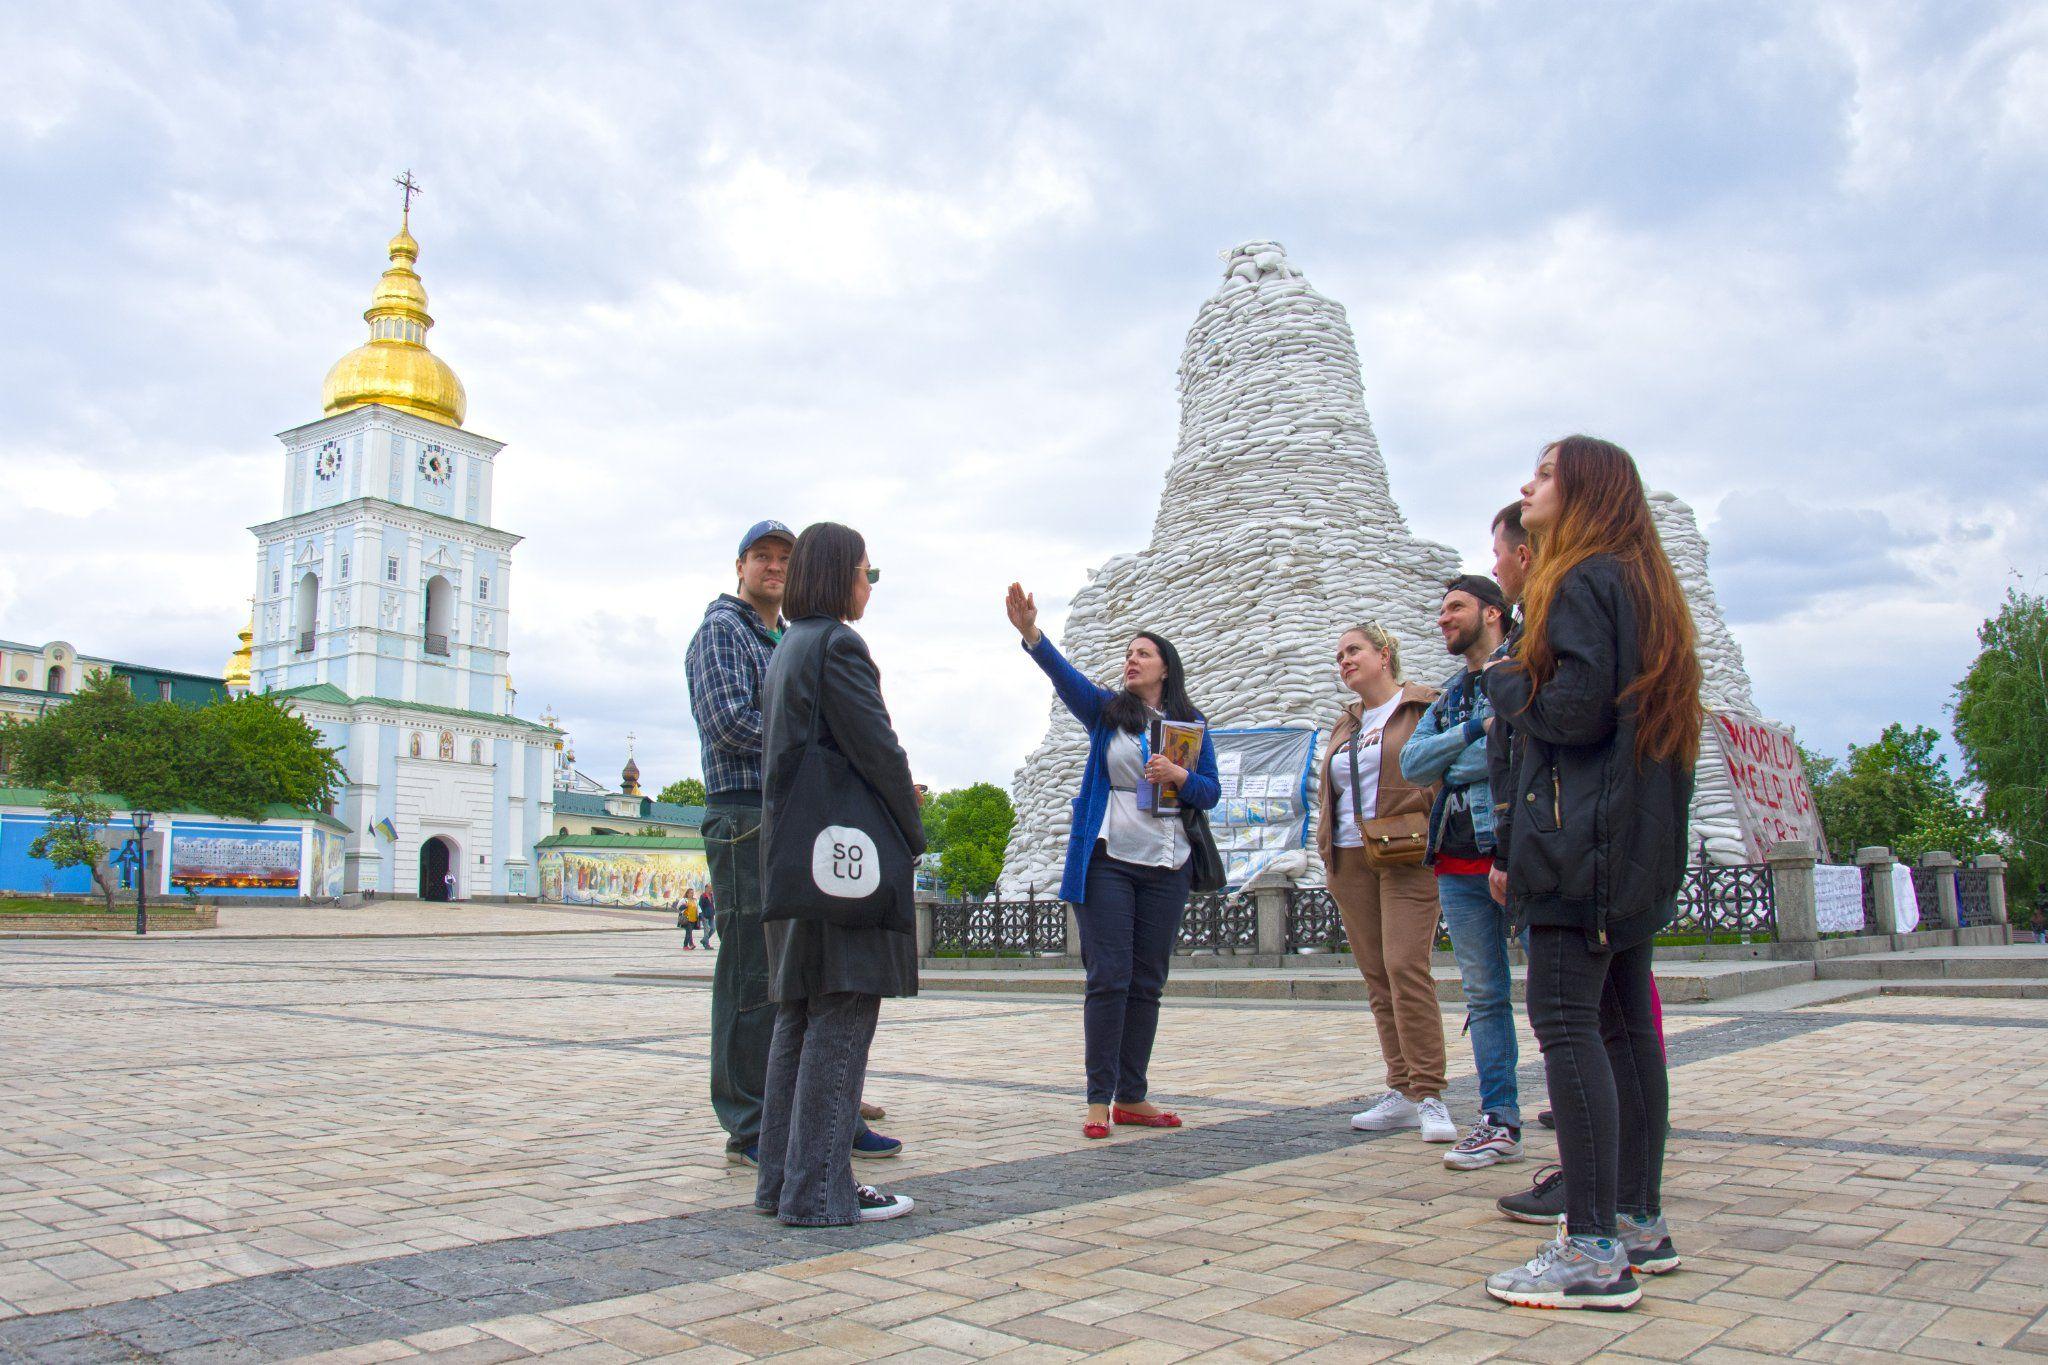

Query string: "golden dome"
[[321, 216, 468, 426], [224, 612, 253, 690]]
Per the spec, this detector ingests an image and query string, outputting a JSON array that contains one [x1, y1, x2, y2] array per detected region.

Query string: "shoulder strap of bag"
[[1347, 723, 1362, 826], [803, 624, 837, 747]]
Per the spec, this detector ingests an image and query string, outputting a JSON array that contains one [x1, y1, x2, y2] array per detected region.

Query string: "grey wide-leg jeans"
[[754, 992, 882, 1226]]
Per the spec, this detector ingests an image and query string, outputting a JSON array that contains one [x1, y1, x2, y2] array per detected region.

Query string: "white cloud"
[[0, 0, 2041, 791]]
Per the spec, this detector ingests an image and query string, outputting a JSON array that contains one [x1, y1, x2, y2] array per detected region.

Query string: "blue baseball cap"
[[737, 520, 795, 557]]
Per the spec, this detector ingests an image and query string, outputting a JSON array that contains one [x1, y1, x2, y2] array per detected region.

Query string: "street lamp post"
[[131, 810, 153, 936]]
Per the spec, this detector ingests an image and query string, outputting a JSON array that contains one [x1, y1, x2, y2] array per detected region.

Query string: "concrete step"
[[1815, 946, 2048, 982], [912, 956, 1812, 1005]]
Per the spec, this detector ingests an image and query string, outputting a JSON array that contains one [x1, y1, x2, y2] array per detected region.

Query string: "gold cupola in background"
[[320, 179, 468, 427], [224, 610, 253, 695]]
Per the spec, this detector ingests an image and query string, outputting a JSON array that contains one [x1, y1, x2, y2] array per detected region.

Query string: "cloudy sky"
[[3, 1, 2042, 795]]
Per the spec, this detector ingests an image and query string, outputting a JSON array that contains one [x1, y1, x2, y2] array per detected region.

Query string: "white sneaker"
[[1350, 1091, 1421, 1131], [855, 1184, 914, 1222], [1417, 1097, 1457, 1143]]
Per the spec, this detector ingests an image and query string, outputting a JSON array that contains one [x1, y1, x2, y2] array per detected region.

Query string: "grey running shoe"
[[1497, 1164, 1566, 1224], [1619, 1212, 1680, 1274], [1485, 1231, 1641, 1311]]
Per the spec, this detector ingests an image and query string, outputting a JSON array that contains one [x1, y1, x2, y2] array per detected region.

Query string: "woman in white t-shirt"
[[1313, 623, 1454, 1143]]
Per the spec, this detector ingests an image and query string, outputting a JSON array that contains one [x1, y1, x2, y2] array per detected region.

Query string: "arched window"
[[423, 575, 453, 656], [293, 572, 318, 652], [45, 664, 66, 693]]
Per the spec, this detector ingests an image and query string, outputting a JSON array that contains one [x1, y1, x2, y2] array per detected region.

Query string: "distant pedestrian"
[[680, 891, 701, 948], [1481, 436, 1700, 1313], [699, 887, 718, 948]]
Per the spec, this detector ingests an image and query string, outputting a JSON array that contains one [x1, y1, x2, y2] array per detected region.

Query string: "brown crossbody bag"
[[1348, 723, 1429, 869]]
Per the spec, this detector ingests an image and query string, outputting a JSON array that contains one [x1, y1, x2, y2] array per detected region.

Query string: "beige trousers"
[[1328, 845, 1446, 1100]]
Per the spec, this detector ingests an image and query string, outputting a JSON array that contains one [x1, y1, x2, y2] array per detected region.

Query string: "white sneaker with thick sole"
[[1417, 1097, 1457, 1143], [1444, 1119, 1525, 1169], [1350, 1091, 1421, 1131]]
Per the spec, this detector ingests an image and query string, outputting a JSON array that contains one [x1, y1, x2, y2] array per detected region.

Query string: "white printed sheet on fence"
[[1891, 862, 1921, 933], [1813, 863, 1865, 934]]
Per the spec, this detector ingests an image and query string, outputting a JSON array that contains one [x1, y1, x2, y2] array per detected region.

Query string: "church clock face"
[[315, 441, 343, 481], [418, 445, 453, 485]]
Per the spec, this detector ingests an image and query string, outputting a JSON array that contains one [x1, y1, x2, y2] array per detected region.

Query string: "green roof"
[[550, 789, 703, 827], [268, 684, 560, 736], [537, 832, 707, 851], [0, 786, 349, 833]]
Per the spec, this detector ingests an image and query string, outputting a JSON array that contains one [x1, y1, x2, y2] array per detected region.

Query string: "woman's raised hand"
[[1005, 583, 1041, 647]]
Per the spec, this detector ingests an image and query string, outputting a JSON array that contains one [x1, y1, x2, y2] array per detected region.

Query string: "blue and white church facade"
[[245, 203, 556, 900]]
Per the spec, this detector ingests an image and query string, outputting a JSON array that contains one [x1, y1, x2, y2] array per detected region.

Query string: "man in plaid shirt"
[[687, 520, 899, 1166], [688, 520, 794, 1166]]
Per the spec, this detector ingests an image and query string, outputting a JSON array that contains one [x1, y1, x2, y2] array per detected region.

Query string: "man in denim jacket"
[[1400, 574, 1520, 1170]]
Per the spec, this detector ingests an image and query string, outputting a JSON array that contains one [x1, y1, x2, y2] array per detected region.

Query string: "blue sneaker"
[[852, 1129, 902, 1160], [725, 1144, 758, 1168]]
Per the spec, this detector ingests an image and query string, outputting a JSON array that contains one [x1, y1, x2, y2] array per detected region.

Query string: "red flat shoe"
[[1111, 1106, 1182, 1128], [1082, 1121, 1111, 1140]]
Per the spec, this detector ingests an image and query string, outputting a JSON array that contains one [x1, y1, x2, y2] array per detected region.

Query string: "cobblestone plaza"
[[2, 925, 2044, 1362]]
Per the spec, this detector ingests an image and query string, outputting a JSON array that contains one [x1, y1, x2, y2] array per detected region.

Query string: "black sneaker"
[[856, 1184, 914, 1222], [1537, 1110, 1555, 1130], [1498, 1164, 1566, 1224]]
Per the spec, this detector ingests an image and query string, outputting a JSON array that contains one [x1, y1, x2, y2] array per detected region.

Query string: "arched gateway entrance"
[[419, 837, 457, 901]]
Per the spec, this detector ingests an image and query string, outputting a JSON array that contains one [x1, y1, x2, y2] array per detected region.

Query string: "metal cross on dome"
[[393, 169, 421, 226]]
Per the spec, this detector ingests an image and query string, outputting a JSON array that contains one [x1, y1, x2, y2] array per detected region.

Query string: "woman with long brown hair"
[[1480, 436, 1701, 1313]]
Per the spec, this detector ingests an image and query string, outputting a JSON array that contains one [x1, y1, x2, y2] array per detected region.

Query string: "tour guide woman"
[[1314, 623, 1454, 1144], [1480, 436, 1700, 1312], [755, 523, 922, 1225], [1006, 583, 1221, 1141]]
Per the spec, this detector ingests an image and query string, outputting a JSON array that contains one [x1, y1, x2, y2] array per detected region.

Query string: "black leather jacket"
[[1483, 556, 1692, 949], [759, 616, 925, 1001]]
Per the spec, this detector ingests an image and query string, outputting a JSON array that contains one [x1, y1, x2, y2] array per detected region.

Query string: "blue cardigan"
[[1024, 635, 1221, 904]]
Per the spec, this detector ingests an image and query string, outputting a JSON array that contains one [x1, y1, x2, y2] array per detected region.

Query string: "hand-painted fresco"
[[538, 847, 709, 909]]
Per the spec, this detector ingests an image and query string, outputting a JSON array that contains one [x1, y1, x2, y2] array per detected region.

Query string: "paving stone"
[[2, 933, 2045, 1362]]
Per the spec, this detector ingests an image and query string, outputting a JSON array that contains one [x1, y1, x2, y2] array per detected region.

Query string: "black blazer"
[[1483, 556, 1692, 949], [759, 616, 925, 1001]]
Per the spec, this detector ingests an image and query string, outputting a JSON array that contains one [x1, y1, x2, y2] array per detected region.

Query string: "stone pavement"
[[1, 932, 2044, 1362], [1, 902, 676, 940]]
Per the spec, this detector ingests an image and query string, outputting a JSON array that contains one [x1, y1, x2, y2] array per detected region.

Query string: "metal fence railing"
[[1671, 860, 1777, 940], [1284, 886, 1347, 953], [1177, 891, 1259, 953], [928, 898, 1066, 956], [1955, 868, 1995, 927], [1911, 866, 1943, 929]]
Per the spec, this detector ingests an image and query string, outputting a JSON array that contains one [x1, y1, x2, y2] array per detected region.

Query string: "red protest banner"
[[1709, 711, 1827, 861]]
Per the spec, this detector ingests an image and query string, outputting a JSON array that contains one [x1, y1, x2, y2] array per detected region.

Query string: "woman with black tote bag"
[[754, 523, 924, 1225]]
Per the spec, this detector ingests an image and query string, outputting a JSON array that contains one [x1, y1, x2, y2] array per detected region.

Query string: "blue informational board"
[[1209, 727, 1320, 888]]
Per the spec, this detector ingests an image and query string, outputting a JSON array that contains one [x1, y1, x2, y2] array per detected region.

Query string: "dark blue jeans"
[[705, 800, 772, 1153], [1078, 849, 1191, 1106]]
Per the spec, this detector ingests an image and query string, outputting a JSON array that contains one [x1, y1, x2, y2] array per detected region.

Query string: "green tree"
[[27, 781, 118, 909], [920, 782, 1015, 900], [1953, 587, 2048, 902], [658, 777, 708, 807], [1804, 723, 1993, 863], [6, 675, 343, 819]]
